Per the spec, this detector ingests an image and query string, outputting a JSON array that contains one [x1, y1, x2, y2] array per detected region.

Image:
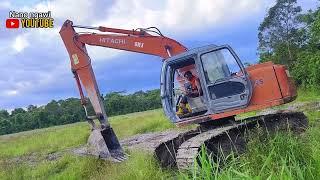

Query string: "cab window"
[[169, 59, 207, 119], [201, 48, 242, 84]]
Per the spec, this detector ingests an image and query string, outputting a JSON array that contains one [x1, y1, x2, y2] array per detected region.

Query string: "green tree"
[[0, 118, 13, 135], [0, 110, 9, 118], [258, 0, 303, 67], [27, 105, 37, 112], [291, 5, 320, 87], [11, 108, 26, 116], [310, 7, 320, 46], [292, 51, 320, 87]]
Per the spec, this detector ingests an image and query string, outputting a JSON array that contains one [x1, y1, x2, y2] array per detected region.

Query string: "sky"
[[0, 0, 317, 110]]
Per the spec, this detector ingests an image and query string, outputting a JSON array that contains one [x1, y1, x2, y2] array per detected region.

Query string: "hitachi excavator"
[[59, 20, 308, 169]]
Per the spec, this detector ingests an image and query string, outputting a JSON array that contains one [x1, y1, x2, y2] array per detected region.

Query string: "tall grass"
[[296, 87, 320, 102], [179, 127, 320, 180], [0, 123, 90, 158], [0, 151, 173, 180], [108, 109, 175, 138]]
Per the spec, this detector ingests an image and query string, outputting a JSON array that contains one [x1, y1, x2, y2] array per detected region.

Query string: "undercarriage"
[[121, 111, 308, 170]]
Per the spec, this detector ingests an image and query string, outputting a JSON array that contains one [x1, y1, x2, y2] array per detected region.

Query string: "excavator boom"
[[60, 20, 187, 120], [59, 20, 187, 161], [59, 20, 187, 126]]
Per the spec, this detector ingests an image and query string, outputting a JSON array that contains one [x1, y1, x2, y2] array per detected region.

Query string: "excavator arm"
[[59, 20, 187, 160], [59, 20, 187, 129]]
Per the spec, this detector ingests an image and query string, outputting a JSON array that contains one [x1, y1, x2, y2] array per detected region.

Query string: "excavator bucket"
[[101, 127, 126, 159], [86, 127, 127, 162]]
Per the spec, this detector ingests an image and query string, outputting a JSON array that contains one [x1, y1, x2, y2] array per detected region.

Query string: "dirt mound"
[[120, 130, 187, 153]]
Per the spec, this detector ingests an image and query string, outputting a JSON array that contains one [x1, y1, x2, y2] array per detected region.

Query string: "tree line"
[[258, 0, 320, 88], [0, 89, 161, 135]]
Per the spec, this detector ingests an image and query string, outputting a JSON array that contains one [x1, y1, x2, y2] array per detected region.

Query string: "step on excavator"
[[59, 20, 308, 168]]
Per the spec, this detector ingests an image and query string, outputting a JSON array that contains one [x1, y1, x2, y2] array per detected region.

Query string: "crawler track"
[[154, 111, 308, 170], [121, 129, 201, 167]]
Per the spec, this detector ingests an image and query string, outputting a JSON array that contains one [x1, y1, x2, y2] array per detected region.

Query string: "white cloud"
[[3, 0, 267, 39], [97, 0, 264, 33], [0, 1, 11, 9], [163, 0, 262, 31], [49, 0, 96, 24], [10, 0, 119, 61], [4, 90, 18, 96], [12, 33, 29, 53], [20, 0, 98, 24], [7, 0, 266, 60]]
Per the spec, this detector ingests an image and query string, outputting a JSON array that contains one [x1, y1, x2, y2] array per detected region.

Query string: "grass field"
[[0, 89, 319, 180], [0, 109, 177, 180]]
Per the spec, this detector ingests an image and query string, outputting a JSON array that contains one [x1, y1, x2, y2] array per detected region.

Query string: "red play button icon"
[[6, 19, 19, 28]]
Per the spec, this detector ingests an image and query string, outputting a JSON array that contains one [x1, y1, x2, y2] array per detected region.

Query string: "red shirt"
[[190, 76, 199, 92]]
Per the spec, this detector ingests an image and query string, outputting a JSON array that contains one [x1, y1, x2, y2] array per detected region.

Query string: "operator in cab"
[[183, 71, 203, 98], [176, 71, 203, 118]]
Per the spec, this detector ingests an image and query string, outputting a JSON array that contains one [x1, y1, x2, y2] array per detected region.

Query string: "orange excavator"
[[59, 20, 307, 168]]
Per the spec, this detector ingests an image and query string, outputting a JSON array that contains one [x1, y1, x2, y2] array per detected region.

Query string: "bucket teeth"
[[110, 150, 128, 160], [111, 153, 128, 162]]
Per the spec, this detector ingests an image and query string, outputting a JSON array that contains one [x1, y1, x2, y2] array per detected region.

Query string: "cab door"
[[197, 45, 252, 113]]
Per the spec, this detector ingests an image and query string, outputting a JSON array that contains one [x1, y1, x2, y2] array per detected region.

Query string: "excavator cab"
[[161, 45, 252, 123]]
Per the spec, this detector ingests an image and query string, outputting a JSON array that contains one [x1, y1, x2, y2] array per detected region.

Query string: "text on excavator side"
[[134, 42, 144, 48], [99, 37, 126, 44]]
